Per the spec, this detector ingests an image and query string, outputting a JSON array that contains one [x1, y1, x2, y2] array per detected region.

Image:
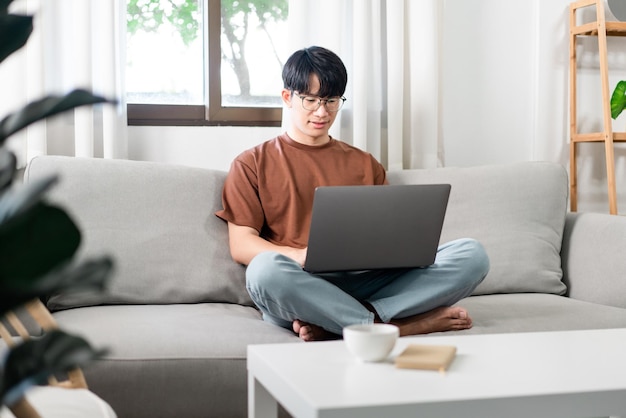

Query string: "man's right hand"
[[227, 222, 307, 267], [285, 247, 307, 268]]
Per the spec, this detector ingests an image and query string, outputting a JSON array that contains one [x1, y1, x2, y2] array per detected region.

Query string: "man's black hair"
[[282, 46, 348, 98]]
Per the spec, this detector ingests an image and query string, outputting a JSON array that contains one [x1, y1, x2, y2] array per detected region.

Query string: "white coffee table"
[[247, 328, 626, 418]]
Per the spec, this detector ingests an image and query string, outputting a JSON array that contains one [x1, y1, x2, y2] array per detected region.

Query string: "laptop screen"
[[303, 184, 451, 273]]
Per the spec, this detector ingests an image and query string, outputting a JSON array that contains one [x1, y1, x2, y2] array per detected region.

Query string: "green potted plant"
[[1, 0, 116, 414]]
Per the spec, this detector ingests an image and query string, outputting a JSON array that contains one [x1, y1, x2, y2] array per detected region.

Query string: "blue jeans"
[[245, 238, 489, 335]]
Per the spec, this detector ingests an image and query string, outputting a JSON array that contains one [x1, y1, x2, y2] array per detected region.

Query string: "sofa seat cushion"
[[387, 162, 568, 296], [25, 156, 251, 310], [52, 304, 299, 418], [52, 303, 299, 359], [447, 294, 626, 336]]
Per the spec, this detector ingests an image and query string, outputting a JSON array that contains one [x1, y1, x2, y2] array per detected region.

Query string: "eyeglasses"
[[294, 93, 346, 112]]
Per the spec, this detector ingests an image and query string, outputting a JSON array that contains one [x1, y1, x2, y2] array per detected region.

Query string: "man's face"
[[282, 74, 340, 145]]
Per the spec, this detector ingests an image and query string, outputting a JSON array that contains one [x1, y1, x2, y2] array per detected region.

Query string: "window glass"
[[220, 0, 289, 108], [126, 0, 204, 105]]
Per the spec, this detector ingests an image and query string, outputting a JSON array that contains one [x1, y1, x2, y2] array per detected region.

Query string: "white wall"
[[127, 126, 282, 172], [442, 0, 537, 167]]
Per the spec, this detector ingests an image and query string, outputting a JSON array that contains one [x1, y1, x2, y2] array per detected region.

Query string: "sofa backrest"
[[25, 156, 253, 311], [26, 157, 569, 311], [387, 161, 569, 296]]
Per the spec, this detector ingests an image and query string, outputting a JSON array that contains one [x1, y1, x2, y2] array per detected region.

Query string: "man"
[[216, 46, 489, 342]]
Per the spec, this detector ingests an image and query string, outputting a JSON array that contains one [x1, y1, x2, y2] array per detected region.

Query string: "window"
[[126, 0, 289, 126]]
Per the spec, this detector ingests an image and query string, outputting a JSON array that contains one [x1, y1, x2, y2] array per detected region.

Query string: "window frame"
[[127, 0, 283, 127]]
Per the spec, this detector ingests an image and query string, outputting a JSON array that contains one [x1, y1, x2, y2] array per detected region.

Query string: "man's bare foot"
[[292, 320, 337, 342], [390, 306, 473, 336]]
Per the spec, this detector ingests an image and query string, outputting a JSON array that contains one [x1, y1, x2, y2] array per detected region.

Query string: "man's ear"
[[281, 89, 293, 108]]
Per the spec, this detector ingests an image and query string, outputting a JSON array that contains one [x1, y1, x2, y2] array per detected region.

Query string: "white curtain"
[[8, 0, 127, 165], [284, 0, 444, 170]]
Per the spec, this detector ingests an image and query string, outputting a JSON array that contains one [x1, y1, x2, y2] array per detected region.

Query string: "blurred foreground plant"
[[0, 0, 116, 412]]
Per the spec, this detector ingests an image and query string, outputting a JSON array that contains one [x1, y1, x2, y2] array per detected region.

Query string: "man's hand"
[[227, 222, 307, 267], [284, 247, 307, 268]]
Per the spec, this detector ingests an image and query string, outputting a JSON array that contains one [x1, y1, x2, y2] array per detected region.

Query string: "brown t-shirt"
[[215, 133, 387, 248]]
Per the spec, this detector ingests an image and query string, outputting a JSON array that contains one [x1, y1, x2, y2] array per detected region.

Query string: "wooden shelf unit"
[[570, 0, 626, 214]]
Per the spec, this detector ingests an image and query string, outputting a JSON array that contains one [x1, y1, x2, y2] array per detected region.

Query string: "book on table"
[[394, 344, 457, 372]]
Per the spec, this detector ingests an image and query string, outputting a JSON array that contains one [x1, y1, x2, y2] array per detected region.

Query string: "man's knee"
[[457, 238, 490, 284], [246, 251, 282, 289], [246, 251, 303, 294]]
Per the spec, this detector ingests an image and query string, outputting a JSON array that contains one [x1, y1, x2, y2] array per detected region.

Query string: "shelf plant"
[[610, 80, 626, 119]]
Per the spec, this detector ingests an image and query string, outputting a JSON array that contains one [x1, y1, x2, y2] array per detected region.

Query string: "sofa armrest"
[[561, 212, 626, 308]]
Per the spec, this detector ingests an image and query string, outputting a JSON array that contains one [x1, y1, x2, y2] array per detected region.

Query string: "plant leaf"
[[610, 80, 626, 119], [0, 330, 108, 406], [0, 14, 33, 64], [0, 202, 81, 287], [0, 256, 114, 315], [0, 0, 14, 15], [32, 257, 114, 296], [0, 89, 116, 145], [0, 174, 58, 224], [0, 148, 16, 192]]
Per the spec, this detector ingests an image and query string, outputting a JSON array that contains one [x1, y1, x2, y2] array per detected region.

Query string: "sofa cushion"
[[387, 162, 568, 296], [25, 156, 252, 310], [447, 293, 626, 335], [562, 212, 626, 309]]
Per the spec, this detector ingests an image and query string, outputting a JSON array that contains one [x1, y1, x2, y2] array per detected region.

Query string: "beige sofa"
[[22, 155, 626, 418]]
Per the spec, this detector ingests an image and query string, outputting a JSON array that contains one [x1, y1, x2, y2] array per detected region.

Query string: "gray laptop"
[[303, 184, 451, 273]]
